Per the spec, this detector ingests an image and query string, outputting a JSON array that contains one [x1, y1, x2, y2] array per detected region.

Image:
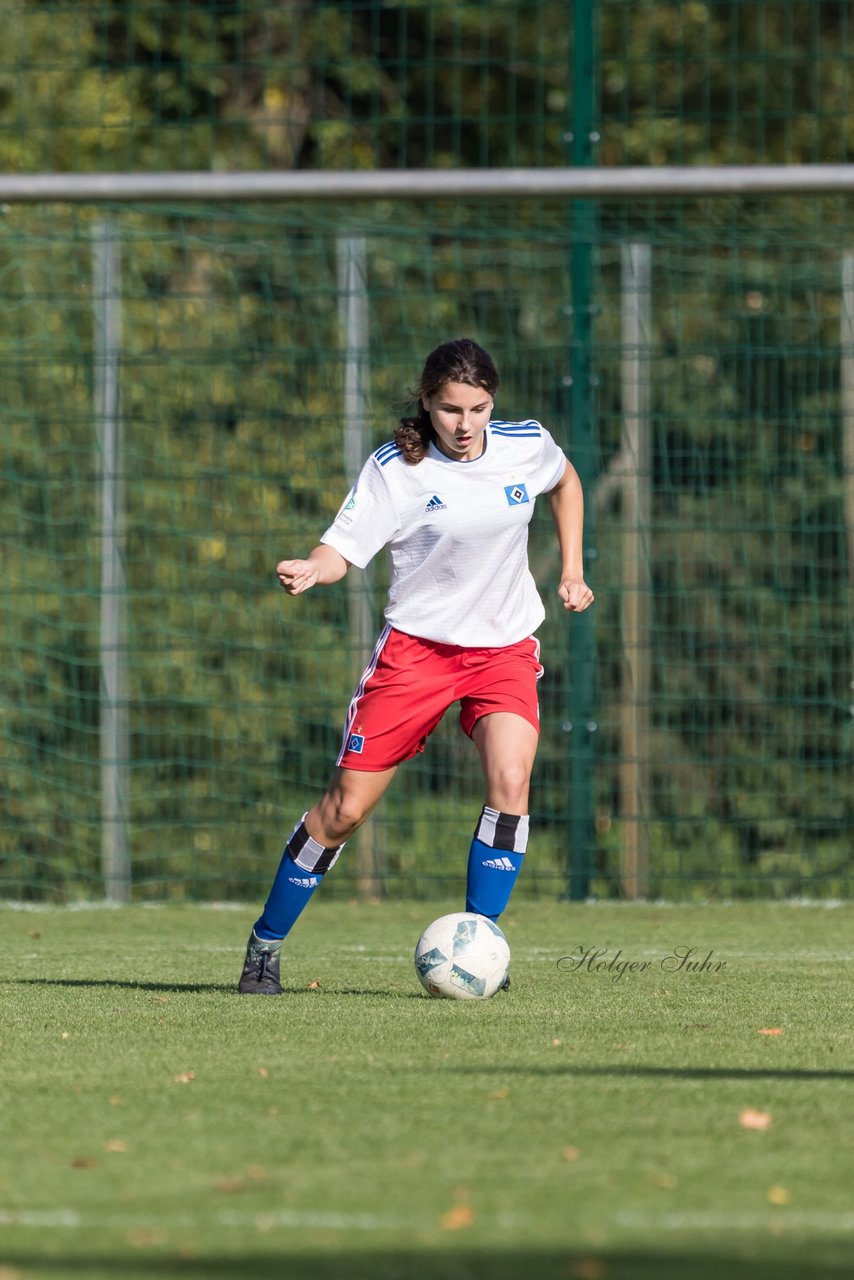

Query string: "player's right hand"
[[276, 558, 320, 595]]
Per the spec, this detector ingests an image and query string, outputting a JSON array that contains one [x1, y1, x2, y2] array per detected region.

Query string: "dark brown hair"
[[394, 338, 500, 465]]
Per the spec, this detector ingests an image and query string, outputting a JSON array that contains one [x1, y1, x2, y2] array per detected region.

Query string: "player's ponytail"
[[394, 337, 500, 466], [394, 405, 433, 464]]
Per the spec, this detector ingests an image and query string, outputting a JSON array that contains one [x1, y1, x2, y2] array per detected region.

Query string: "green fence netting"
[[2, 196, 851, 901], [0, 1, 851, 901]]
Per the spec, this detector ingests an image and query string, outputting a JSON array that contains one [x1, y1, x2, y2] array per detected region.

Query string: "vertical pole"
[[565, 0, 599, 900], [842, 253, 854, 689], [93, 219, 130, 903], [619, 244, 652, 898], [337, 236, 380, 900]]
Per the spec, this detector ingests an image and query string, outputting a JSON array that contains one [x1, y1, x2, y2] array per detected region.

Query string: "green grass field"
[[1, 900, 852, 1280]]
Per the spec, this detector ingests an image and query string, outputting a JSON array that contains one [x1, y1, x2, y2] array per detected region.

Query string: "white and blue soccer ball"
[[414, 911, 510, 1000]]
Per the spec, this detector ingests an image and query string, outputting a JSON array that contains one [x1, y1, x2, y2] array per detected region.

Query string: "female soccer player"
[[239, 338, 594, 994]]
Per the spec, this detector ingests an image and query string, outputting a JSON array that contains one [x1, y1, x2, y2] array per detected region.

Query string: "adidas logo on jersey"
[[425, 494, 447, 512], [482, 856, 516, 871], [288, 875, 320, 888]]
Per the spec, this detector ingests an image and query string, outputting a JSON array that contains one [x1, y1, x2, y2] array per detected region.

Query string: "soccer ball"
[[414, 911, 510, 1000]]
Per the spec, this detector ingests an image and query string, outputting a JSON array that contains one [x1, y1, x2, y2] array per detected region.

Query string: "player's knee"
[[488, 759, 532, 812], [316, 788, 369, 843]]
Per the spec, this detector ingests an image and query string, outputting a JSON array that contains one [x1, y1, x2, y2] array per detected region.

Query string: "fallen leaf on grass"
[[109, 1095, 123, 1106], [757, 1028, 784, 1036], [213, 1176, 246, 1194], [489, 1087, 509, 1100], [60, 1032, 70, 1041], [104, 1139, 127, 1153], [739, 1108, 772, 1131], [214, 1166, 271, 1194], [70, 1157, 97, 1169], [767, 1186, 791, 1205], [257, 1067, 269, 1078], [128, 1228, 166, 1248], [440, 1203, 475, 1230], [440, 1187, 474, 1231], [307, 979, 322, 990], [172, 1071, 196, 1084], [562, 1146, 581, 1162], [571, 1257, 608, 1279]]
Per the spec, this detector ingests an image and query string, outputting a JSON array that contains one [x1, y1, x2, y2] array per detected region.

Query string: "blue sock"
[[465, 806, 528, 921], [254, 815, 344, 942]]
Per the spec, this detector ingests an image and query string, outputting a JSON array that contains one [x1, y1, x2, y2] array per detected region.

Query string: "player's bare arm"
[[277, 544, 350, 594], [548, 460, 594, 613]]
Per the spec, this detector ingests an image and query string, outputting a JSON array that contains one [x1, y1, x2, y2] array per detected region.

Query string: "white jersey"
[[320, 420, 567, 647]]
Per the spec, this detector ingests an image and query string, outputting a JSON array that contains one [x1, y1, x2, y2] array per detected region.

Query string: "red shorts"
[[337, 626, 543, 772]]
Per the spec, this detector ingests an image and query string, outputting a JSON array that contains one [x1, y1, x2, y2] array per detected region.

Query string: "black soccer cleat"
[[500, 974, 511, 992], [238, 933, 284, 995]]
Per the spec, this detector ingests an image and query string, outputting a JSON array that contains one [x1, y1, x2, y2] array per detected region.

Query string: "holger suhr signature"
[[557, 945, 727, 982]]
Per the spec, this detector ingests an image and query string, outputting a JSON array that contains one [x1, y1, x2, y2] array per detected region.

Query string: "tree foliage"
[[0, 1, 851, 900]]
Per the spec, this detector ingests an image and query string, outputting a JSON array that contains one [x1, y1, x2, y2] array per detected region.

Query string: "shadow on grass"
[[1, 1248, 849, 1280], [3, 977, 237, 995], [450, 1063, 854, 1082], [3, 978, 424, 999]]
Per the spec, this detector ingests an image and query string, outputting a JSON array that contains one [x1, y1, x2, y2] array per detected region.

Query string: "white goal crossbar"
[[1, 165, 853, 203]]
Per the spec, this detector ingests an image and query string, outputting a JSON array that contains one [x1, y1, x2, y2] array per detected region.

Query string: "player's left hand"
[[558, 577, 595, 612]]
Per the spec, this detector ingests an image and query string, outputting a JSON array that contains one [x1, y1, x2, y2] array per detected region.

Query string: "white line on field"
[[0, 1209, 81, 1227], [5, 1206, 854, 1236], [615, 1210, 854, 1233], [2, 899, 852, 912], [0, 1206, 414, 1232], [0, 901, 125, 913], [51, 942, 851, 965], [200, 946, 854, 964], [217, 1209, 414, 1230]]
